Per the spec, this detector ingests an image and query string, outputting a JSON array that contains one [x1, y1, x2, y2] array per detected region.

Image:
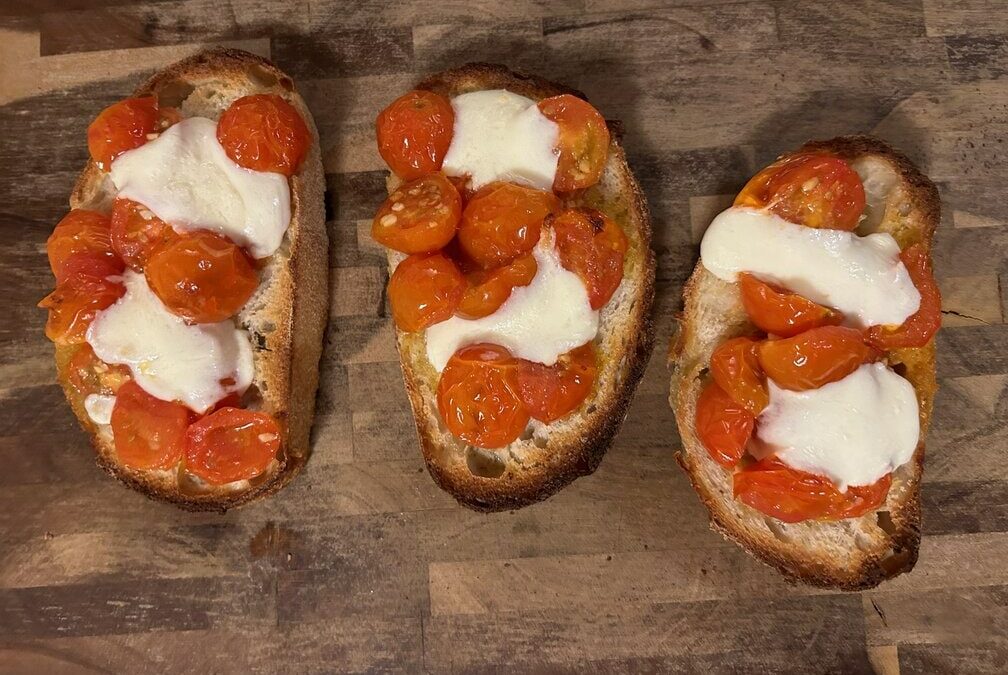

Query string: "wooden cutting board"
[[1, 1, 1005, 672]]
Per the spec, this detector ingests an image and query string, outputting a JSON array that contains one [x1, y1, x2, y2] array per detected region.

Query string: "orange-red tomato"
[[537, 94, 610, 193], [87, 97, 164, 169], [372, 173, 461, 253], [695, 380, 754, 468], [388, 252, 466, 331], [735, 153, 866, 231], [145, 231, 258, 324], [46, 210, 123, 283], [710, 336, 768, 415], [110, 198, 175, 271], [733, 457, 892, 523], [758, 326, 875, 391], [551, 208, 628, 310], [456, 254, 537, 319], [515, 343, 597, 423], [738, 273, 842, 337], [865, 244, 941, 350], [376, 90, 455, 181], [217, 94, 310, 176], [458, 182, 559, 269], [38, 273, 125, 344], [436, 344, 530, 448], [111, 380, 192, 470], [63, 343, 130, 399], [185, 407, 281, 485]]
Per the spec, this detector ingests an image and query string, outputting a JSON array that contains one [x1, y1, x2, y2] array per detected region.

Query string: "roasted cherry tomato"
[[537, 94, 610, 193], [458, 182, 559, 269], [111, 380, 191, 470], [758, 326, 875, 391], [738, 273, 842, 337], [695, 380, 754, 468], [46, 210, 123, 283], [456, 254, 537, 319], [388, 252, 466, 331], [865, 243, 941, 350], [710, 336, 768, 415], [110, 198, 175, 271], [217, 94, 310, 176], [376, 90, 455, 181], [551, 208, 628, 310], [63, 343, 130, 399], [145, 231, 258, 324], [436, 344, 530, 448], [515, 343, 597, 423], [372, 173, 461, 253], [735, 153, 866, 231], [185, 407, 281, 485], [39, 273, 125, 344], [733, 457, 892, 523], [87, 97, 161, 169]]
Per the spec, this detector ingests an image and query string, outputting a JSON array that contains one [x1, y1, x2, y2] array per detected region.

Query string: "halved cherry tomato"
[[735, 153, 866, 231], [87, 97, 161, 169], [458, 182, 559, 269], [695, 380, 754, 468], [372, 173, 461, 253], [865, 243, 941, 350], [110, 198, 175, 271], [145, 231, 258, 324], [376, 90, 454, 181], [217, 94, 310, 176], [39, 273, 125, 344], [738, 273, 842, 337], [436, 344, 529, 448], [111, 380, 191, 470], [758, 326, 875, 391], [733, 457, 892, 523], [457, 254, 537, 319], [551, 208, 628, 310], [46, 210, 123, 283], [388, 252, 466, 331], [185, 407, 281, 485], [515, 343, 597, 423], [710, 336, 768, 415], [537, 94, 610, 193], [63, 343, 130, 399]]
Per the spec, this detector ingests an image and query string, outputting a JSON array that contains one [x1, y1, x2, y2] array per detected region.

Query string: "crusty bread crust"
[[385, 63, 655, 511], [58, 48, 328, 511], [670, 136, 939, 589]]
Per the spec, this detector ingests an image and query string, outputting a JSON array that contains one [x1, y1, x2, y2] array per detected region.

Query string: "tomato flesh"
[[537, 94, 610, 193], [111, 380, 191, 470], [388, 252, 466, 331], [710, 336, 768, 415], [87, 97, 161, 169], [551, 208, 628, 310], [376, 90, 455, 181], [39, 273, 125, 344], [185, 407, 280, 484], [145, 230, 258, 324], [738, 273, 842, 337], [436, 344, 530, 448], [695, 380, 754, 468], [735, 153, 866, 231], [758, 326, 875, 391], [372, 173, 461, 253], [110, 198, 175, 271], [865, 244, 941, 350], [733, 457, 892, 523], [458, 182, 559, 269], [516, 343, 597, 423], [457, 254, 537, 319], [63, 343, 130, 399], [217, 94, 310, 176], [47, 210, 123, 283]]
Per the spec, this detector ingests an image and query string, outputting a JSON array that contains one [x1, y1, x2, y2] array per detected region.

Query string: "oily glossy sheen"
[[216, 94, 310, 176], [376, 90, 455, 181], [111, 381, 192, 470], [695, 380, 754, 468], [551, 208, 627, 310], [458, 182, 559, 269], [185, 407, 281, 485], [537, 94, 610, 193], [372, 173, 461, 254], [516, 343, 597, 423]]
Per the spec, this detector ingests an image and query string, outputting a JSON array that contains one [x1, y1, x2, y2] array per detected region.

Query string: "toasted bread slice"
[[670, 136, 939, 589], [56, 48, 328, 511], [382, 63, 655, 511]]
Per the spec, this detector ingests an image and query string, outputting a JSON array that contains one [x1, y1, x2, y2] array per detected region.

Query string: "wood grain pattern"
[[1, 1, 1005, 672]]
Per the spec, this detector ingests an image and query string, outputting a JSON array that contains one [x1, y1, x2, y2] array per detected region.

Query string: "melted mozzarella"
[[442, 89, 559, 191], [109, 117, 290, 259], [86, 271, 254, 413], [700, 207, 920, 328], [84, 394, 115, 426]]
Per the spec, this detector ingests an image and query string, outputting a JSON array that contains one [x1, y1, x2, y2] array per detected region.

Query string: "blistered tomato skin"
[[111, 381, 191, 470], [710, 336, 769, 415], [738, 273, 842, 337], [537, 94, 610, 193], [694, 380, 754, 468], [456, 254, 537, 319], [87, 97, 160, 169], [516, 343, 597, 423], [110, 198, 174, 271], [47, 210, 124, 283], [376, 90, 455, 181], [551, 208, 628, 310], [217, 94, 310, 176], [185, 407, 281, 485], [758, 326, 875, 391], [388, 252, 467, 332], [458, 182, 559, 269], [372, 173, 462, 254], [39, 274, 125, 344], [865, 243, 941, 350]]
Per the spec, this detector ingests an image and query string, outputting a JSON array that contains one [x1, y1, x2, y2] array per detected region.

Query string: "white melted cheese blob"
[[442, 89, 559, 191], [755, 363, 920, 491], [84, 394, 116, 426], [700, 207, 920, 328], [425, 234, 599, 372], [109, 117, 291, 259], [86, 271, 254, 414]]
